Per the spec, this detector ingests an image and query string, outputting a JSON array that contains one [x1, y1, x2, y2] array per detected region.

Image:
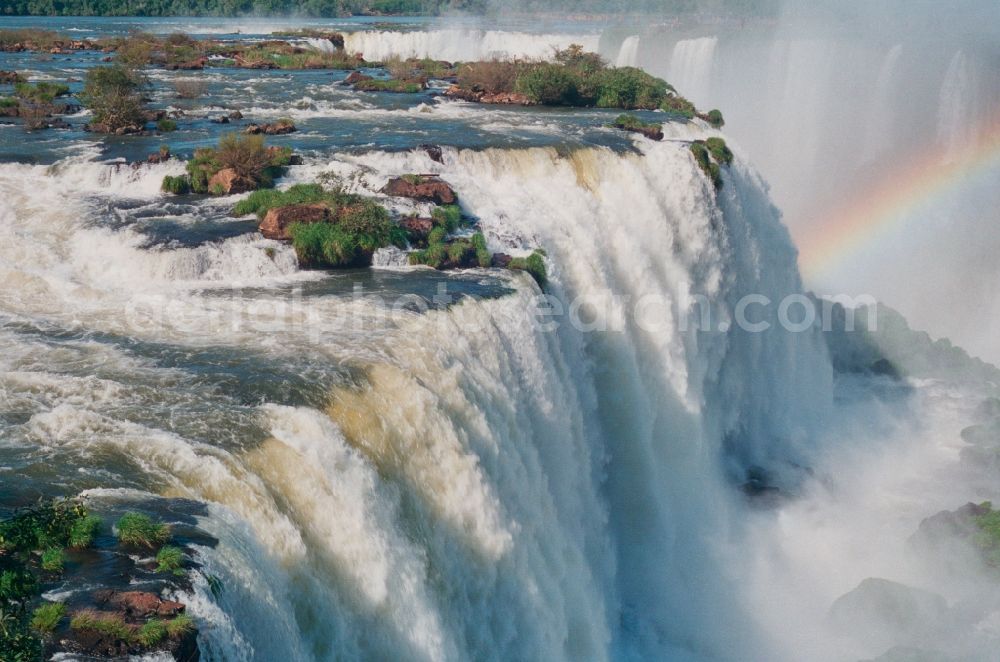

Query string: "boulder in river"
[[245, 119, 297, 135], [383, 175, 456, 205], [259, 203, 333, 240], [400, 216, 434, 240], [207, 168, 257, 195], [344, 71, 372, 85]]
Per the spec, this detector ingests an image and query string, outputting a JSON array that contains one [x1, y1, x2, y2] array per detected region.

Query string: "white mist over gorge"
[[0, 2, 998, 662]]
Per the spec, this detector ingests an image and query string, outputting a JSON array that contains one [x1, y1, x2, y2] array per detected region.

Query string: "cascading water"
[[341, 30, 601, 62], [666, 37, 717, 106]]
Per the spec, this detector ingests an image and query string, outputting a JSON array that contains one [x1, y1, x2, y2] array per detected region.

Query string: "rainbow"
[[798, 110, 1000, 281]]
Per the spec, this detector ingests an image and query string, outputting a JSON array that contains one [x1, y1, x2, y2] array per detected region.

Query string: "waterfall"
[[666, 37, 718, 105], [2, 128, 836, 659], [614, 35, 640, 67], [341, 30, 600, 63], [937, 50, 978, 163], [861, 43, 903, 162]]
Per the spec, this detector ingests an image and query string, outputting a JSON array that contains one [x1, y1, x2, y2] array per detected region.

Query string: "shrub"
[[704, 108, 725, 128], [114, 36, 154, 69], [30, 602, 65, 633], [156, 118, 177, 132], [457, 60, 522, 94], [80, 65, 145, 132], [0, 97, 18, 109], [611, 113, 659, 132], [173, 79, 206, 99], [0, 499, 91, 555], [216, 132, 272, 181], [68, 514, 101, 549], [186, 146, 222, 194], [471, 232, 491, 267], [508, 250, 547, 287], [0, 568, 37, 603], [233, 184, 330, 218], [115, 513, 169, 548], [70, 610, 132, 641], [40, 548, 64, 573], [661, 93, 696, 119], [515, 63, 580, 105], [690, 141, 722, 189], [354, 78, 423, 93], [161, 175, 191, 195], [705, 137, 733, 165], [165, 613, 194, 637], [137, 619, 167, 646], [290, 202, 405, 269], [974, 502, 1000, 566], [431, 204, 461, 233], [590, 67, 668, 110], [14, 81, 70, 104], [155, 545, 185, 575], [554, 44, 606, 76]]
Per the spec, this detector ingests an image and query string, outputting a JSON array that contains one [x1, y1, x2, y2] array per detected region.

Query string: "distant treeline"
[[3, 0, 777, 17], [0, 0, 481, 17]]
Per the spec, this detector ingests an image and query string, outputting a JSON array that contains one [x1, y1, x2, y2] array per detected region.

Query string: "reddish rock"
[[259, 203, 332, 239], [491, 253, 513, 268], [0, 70, 24, 84], [93, 590, 186, 618], [443, 85, 534, 106], [208, 168, 257, 195], [383, 176, 456, 205], [344, 71, 372, 85], [147, 148, 170, 164], [400, 216, 434, 239], [166, 58, 207, 70]]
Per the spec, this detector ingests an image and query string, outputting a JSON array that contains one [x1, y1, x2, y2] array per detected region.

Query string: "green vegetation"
[[114, 512, 169, 548], [660, 93, 696, 119], [39, 548, 64, 573], [70, 609, 132, 640], [704, 108, 725, 128], [973, 502, 1000, 566], [68, 514, 101, 549], [610, 113, 663, 138], [165, 612, 194, 637], [431, 204, 461, 233], [164, 133, 292, 195], [705, 137, 733, 165], [508, 249, 548, 287], [690, 138, 733, 190], [233, 183, 327, 217], [161, 175, 191, 195], [137, 618, 168, 646], [156, 118, 177, 132], [13, 81, 69, 104], [354, 78, 424, 93], [30, 601, 65, 633], [456, 46, 689, 111], [290, 199, 406, 268], [0, 501, 100, 658], [0, 97, 18, 109], [155, 545, 185, 575], [408, 228, 490, 270], [80, 65, 146, 132]]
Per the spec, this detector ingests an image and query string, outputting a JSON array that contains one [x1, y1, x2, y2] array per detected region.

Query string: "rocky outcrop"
[[245, 120, 297, 135], [0, 70, 25, 84], [400, 216, 434, 240], [93, 590, 185, 619], [383, 175, 456, 205], [207, 168, 257, 195], [443, 85, 534, 106], [618, 124, 663, 141], [85, 122, 147, 135], [420, 144, 443, 163], [491, 253, 513, 268], [165, 57, 207, 70], [259, 203, 333, 240], [344, 71, 372, 85]]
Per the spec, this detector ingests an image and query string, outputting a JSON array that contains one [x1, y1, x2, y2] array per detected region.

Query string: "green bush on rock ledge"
[[115, 512, 170, 548], [508, 249, 548, 287], [690, 137, 733, 190], [161, 133, 294, 196], [289, 199, 407, 268]]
